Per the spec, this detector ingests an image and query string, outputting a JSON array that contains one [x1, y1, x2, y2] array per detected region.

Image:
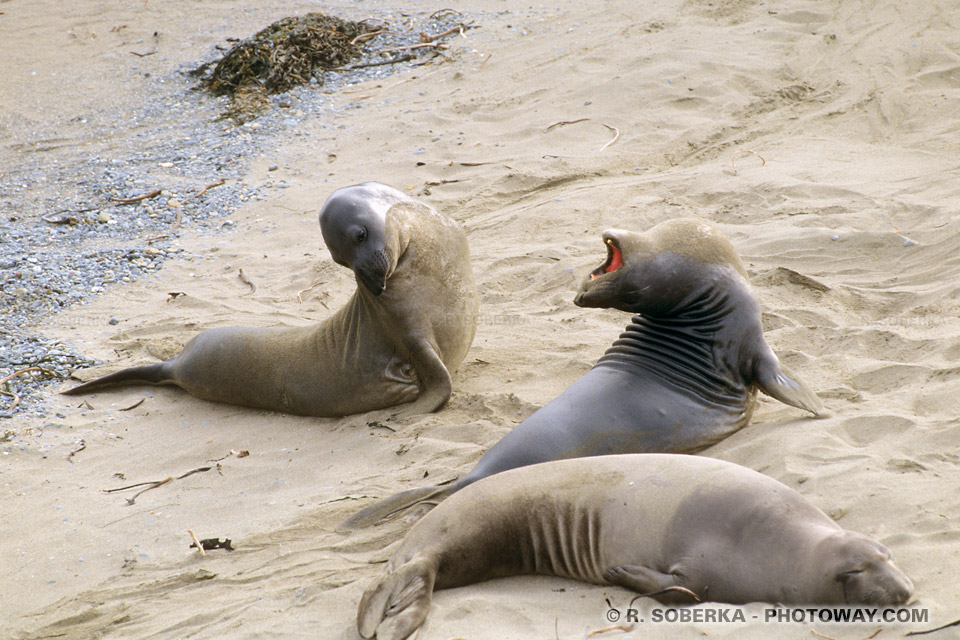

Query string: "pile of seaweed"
[[202, 12, 375, 115]]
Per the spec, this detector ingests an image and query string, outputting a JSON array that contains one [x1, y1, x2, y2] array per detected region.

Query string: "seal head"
[[319, 182, 407, 296], [826, 532, 914, 605], [575, 220, 747, 315]]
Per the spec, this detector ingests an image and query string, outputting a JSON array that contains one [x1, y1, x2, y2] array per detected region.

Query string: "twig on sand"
[[238, 268, 256, 294], [455, 160, 515, 170], [419, 23, 472, 43], [3, 390, 24, 413], [543, 118, 591, 132], [430, 9, 463, 20], [183, 179, 226, 204], [110, 189, 162, 204], [66, 439, 87, 462], [118, 398, 146, 411], [599, 123, 620, 151], [335, 54, 414, 72], [207, 449, 249, 463], [907, 617, 960, 636], [147, 179, 227, 234], [104, 466, 214, 505], [811, 628, 882, 640], [0, 367, 59, 386], [351, 29, 388, 45], [586, 624, 635, 637], [188, 529, 207, 557], [296, 280, 326, 304], [373, 41, 449, 55], [543, 118, 619, 151], [731, 149, 766, 176], [42, 214, 77, 225], [108, 476, 173, 505], [0, 367, 61, 412]]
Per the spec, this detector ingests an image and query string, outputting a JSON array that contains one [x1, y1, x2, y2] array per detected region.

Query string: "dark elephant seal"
[[63, 182, 478, 417], [357, 454, 913, 640], [342, 217, 820, 527]]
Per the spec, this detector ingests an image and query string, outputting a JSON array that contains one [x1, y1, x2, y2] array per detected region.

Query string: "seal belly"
[[461, 366, 747, 488]]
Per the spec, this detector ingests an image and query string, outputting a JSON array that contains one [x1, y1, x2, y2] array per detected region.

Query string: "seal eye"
[[355, 227, 367, 245], [836, 570, 863, 583]]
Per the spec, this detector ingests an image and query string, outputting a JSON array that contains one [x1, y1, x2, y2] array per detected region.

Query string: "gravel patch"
[[0, 9, 480, 419]]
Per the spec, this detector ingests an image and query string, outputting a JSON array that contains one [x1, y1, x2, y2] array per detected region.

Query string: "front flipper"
[[753, 351, 823, 417], [604, 565, 701, 604], [395, 336, 452, 416]]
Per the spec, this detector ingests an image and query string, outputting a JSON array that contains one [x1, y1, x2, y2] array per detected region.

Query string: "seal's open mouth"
[[590, 236, 623, 280]]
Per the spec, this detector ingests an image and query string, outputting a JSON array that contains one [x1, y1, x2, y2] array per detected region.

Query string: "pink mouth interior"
[[590, 240, 622, 280]]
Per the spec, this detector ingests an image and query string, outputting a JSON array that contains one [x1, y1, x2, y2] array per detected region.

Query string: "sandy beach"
[[4, 0, 960, 638]]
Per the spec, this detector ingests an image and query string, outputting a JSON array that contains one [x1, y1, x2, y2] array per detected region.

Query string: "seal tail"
[[339, 484, 454, 531], [358, 557, 437, 640], [61, 363, 171, 396]]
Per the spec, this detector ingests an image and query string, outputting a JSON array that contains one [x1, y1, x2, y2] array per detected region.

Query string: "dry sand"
[[4, 0, 960, 638]]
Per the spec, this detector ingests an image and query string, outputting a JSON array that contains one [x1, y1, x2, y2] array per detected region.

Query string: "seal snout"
[[356, 248, 390, 296], [590, 232, 623, 280]]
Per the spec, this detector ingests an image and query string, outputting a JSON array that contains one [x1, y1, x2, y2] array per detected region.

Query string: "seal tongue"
[[591, 238, 622, 280]]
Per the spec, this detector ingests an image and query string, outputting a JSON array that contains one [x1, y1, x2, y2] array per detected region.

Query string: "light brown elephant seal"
[[357, 454, 913, 640], [63, 182, 478, 417], [342, 218, 821, 528]]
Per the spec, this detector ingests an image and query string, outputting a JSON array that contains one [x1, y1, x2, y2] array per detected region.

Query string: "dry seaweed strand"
[[1, 367, 61, 411], [351, 29, 388, 45], [183, 179, 226, 204], [188, 529, 207, 557], [105, 466, 214, 505], [110, 189, 162, 204], [296, 280, 326, 304], [599, 123, 620, 151], [544, 118, 591, 132], [543, 118, 620, 151], [66, 439, 86, 462], [238, 268, 257, 294], [731, 149, 766, 175], [118, 398, 146, 411], [586, 624, 635, 638], [811, 628, 882, 640], [906, 617, 960, 636], [418, 23, 472, 43], [373, 41, 449, 55]]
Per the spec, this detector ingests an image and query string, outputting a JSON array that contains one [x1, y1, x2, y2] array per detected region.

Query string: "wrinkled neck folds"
[[596, 274, 755, 409]]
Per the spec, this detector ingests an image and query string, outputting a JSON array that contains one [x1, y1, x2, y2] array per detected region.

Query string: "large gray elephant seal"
[[62, 182, 478, 417], [357, 454, 913, 640], [342, 218, 820, 527]]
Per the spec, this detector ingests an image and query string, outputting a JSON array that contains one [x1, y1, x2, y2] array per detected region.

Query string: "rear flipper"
[[358, 557, 437, 640], [753, 351, 823, 417], [61, 362, 172, 395], [604, 564, 701, 604], [338, 483, 453, 531]]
